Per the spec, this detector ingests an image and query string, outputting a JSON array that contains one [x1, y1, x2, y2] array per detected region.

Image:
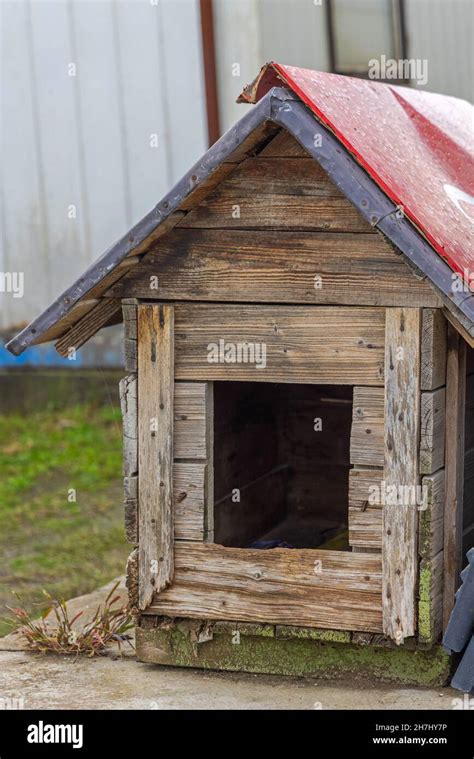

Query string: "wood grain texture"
[[349, 468, 383, 511], [350, 387, 384, 467], [443, 307, 474, 349], [194, 156, 343, 197], [124, 474, 138, 544], [180, 194, 370, 232], [86, 256, 140, 300], [119, 374, 138, 477], [419, 470, 445, 560], [55, 299, 122, 356], [174, 462, 207, 541], [174, 382, 208, 459], [39, 299, 99, 344], [172, 304, 385, 385], [418, 551, 444, 644], [108, 228, 440, 308], [148, 543, 383, 632], [443, 325, 466, 629], [178, 155, 368, 232], [130, 211, 185, 257], [259, 130, 308, 157], [124, 463, 209, 543], [348, 469, 444, 557], [180, 163, 239, 210], [138, 305, 174, 609], [419, 388, 446, 475], [122, 301, 137, 371], [383, 308, 421, 643], [421, 309, 447, 390], [349, 508, 383, 550]]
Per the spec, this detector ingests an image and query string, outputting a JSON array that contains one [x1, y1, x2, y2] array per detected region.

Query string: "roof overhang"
[[7, 81, 474, 356]]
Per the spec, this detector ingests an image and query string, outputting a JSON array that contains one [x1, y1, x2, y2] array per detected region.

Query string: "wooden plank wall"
[[348, 309, 447, 642], [382, 308, 421, 643], [173, 303, 385, 385], [443, 325, 467, 629], [419, 310, 447, 642], [463, 348, 474, 559], [346, 312, 448, 642], [121, 302, 214, 612], [107, 131, 440, 309], [149, 543, 383, 633], [137, 304, 175, 608]]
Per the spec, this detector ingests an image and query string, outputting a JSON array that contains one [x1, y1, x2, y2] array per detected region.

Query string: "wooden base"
[[136, 618, 450, 687]]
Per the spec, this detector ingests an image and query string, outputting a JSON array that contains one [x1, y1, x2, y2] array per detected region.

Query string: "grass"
[[0, 402, 129, 636], [4, 582, 133, 656]]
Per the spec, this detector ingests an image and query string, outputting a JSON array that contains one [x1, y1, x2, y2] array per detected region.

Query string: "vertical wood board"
[[138, 304, 174, 609], [383, 308, 421, 642]]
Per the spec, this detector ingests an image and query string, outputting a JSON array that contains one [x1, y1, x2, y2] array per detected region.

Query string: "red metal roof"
[[240, 63, 474, 291]]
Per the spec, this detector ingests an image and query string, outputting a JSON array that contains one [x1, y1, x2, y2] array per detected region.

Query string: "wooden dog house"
[[8, 64, 474, 684]]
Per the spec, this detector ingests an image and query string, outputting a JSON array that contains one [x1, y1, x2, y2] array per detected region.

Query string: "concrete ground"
[[0, 579, 459, 710]]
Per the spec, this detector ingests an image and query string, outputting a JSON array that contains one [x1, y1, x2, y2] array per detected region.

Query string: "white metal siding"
[[0, 0, 207, 331], [214, 0, 330, 133], [405, 0, 474, 101]]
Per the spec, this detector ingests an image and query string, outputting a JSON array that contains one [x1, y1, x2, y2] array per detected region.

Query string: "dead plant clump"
[[3, 582, 134, 656]]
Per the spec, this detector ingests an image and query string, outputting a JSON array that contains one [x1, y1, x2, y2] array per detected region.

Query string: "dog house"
[[8, 64, 474, 685]]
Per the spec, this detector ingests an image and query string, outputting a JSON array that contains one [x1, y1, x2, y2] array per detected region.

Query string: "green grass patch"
[[0, 402, 128, 636]]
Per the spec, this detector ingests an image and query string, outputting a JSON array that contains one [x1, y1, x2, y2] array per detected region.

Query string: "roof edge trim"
[[6, 89, 276, 356]]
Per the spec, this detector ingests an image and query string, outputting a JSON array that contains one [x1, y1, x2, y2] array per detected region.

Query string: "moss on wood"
[[136, 621, 450, 687]]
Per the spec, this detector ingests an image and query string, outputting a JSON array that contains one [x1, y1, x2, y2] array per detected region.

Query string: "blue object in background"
[[0, 325, 124, 369], [443, 548, 474, 694]]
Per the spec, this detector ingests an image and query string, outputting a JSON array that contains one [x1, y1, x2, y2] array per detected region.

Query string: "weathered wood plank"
[[131, 211, 185, 257], [174, 462, 207, 541], [222, 120, 279, 163], [421, 309, 447, 390], [419, 470, 445, 560], [442, 307, 474, 349], [55, 299, 122, 356], [119, 374, 137, 477], [86, 256, 141, 299], [383, 308, 421, 643], [148, 543, 383, 632], [204, 382, 214, 540], [349, 468, 383, 511], [349, 508, 383, 550], [39, 299, 99, 344], [443, 326, 466, 629], [194, 156, 343, 197], [108, 229, 441, 308], [349, 470, 445, 558], [174, 382, 207, 459], [419, 388, 446, 475], [259, 130, 308, 158], [124, 474, 138, 544], [123, 463, 208, 544], [122, 300, 137, 371], [418, 551, 444, 644], [180, 195, 369, 232], [350, 387, 384, 467], [180, 163, 240, 210], [138, 304, 174, 609], [171, 304, 385, 385]]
